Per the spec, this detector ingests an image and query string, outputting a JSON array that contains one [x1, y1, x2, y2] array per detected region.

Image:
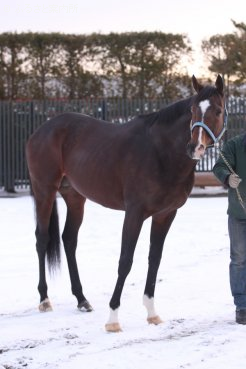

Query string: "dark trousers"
[[228, 215, 246, 310]]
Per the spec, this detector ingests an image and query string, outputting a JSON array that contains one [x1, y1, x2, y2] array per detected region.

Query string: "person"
[[213, 133, 246, 324]]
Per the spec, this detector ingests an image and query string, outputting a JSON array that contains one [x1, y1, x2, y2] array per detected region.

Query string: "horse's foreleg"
[[143, 210, 177, 325], [60, 188, 92, 312], [105, 208, 144, 332]]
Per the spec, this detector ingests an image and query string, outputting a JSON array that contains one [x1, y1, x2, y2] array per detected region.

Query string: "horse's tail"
[[46, 199, 61, 272], [30, 183, 61, 272]]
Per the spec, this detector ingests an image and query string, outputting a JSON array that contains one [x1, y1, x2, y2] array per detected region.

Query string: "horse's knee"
[[118, 256, 133, 277], [148, 255, 162, 271]]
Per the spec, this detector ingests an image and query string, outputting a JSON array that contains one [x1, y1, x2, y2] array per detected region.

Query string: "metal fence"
[[0, 97, 246, 191]]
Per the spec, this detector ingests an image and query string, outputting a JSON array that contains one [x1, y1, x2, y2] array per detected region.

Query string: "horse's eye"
[[216, 109, 222, 116]]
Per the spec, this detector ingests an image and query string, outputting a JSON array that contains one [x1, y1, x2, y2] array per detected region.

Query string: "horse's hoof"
[[105, 322, 122, 332], [147, 315, 163, 325], [77, 300, 93, 312], [39, 298, 53, 312]]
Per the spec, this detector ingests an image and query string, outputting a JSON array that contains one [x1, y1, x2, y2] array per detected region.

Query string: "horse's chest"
[[168, 184, 192, 208], [147, 175, 194, 214]]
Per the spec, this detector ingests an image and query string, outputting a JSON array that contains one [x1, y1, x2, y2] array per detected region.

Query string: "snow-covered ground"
[[0, 195, 245, 369]]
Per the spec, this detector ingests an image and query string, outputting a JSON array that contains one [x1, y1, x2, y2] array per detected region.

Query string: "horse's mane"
[[156, 85, 222, 125], [157, 96, 193, 125], [128, 85, 221, 127], [127, 97, 193, 127]]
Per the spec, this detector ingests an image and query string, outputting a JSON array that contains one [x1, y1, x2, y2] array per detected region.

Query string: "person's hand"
[[228, 174, 242, 188]]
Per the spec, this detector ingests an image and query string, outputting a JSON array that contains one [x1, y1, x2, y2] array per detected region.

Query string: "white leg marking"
[[143, 295, 163, 325], [107, 308, 119, 324], [39, 298, 53, 312], [143, 295, 157, 318], [105, 308, 122, 332]]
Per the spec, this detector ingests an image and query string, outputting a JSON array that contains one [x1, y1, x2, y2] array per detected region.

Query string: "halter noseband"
[[190, 103, 228, 146]]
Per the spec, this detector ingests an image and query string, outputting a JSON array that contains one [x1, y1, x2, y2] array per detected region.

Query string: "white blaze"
[[193, 99, 210, 159], [199, 99, 210, 118]]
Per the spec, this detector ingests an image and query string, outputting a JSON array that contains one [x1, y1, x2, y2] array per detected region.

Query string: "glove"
[[228, 174, 242, 188]]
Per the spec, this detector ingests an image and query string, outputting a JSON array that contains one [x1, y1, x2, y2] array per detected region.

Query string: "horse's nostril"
[[187, 142, 206, 160], [187, 142, 196, 157]]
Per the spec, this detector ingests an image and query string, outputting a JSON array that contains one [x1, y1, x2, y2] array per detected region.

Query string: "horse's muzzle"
[[187, 142, 205, 160]]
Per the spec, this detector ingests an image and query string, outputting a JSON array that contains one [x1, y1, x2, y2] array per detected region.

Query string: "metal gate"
[[0, 97, 246, 191]]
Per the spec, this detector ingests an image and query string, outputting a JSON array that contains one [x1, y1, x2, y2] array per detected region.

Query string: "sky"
[[1, 194, 246, 369], [0, 0, 245, 75]]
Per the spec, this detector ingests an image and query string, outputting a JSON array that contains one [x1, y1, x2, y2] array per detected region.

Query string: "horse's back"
[[28, 112, 114, 143]]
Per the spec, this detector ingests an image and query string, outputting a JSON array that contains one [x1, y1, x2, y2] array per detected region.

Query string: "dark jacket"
[[213, 134, 246, 219]]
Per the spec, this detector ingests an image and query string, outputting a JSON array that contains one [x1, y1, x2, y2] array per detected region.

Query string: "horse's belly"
[[85, 190, 124, 210], [152, 181, 193, 215], [68, 173, 125, 210]]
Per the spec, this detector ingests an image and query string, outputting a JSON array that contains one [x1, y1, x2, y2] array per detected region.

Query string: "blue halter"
[[191, 103, 228, 146]]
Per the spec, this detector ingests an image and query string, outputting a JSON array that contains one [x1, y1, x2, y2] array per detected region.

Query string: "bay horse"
[[26, 75, 227, 332]]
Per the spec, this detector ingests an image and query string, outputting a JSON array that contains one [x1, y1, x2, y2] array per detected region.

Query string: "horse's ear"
[[215, 74, 224, 96], [192, 75, 203, 93]]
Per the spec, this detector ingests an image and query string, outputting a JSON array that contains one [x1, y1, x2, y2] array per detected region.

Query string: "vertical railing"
[[0, 97, 245, 190]]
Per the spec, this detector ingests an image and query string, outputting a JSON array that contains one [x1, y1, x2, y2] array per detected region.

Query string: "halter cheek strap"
[[191, 121, 225, 145], [190, 104, 228, 146]]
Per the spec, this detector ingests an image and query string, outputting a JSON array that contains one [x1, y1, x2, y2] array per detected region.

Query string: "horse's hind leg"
[[59, 182, 92, 312], [143, 210, 177, 325], [33, 185, 60, 312]]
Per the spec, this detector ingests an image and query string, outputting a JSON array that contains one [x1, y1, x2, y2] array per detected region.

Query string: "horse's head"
[[187, 75, 227, 160]]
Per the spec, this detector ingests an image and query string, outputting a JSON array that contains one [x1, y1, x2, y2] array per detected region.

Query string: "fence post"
[[3, 101, 16, 192], [102, 99, 106, 121]]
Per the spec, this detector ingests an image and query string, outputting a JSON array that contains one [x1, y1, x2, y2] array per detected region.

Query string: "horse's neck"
[[172, 113, 193, 147], [148, 105, 196, 177], [152, 111, 192, 149]]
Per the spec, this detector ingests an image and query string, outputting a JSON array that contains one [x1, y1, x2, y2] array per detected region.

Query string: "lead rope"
[[215, 143, 246, 213]]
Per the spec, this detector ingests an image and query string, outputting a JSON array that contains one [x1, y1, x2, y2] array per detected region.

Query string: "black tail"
[[46, 199, 61, 272], [30, 182, 61, 272]]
